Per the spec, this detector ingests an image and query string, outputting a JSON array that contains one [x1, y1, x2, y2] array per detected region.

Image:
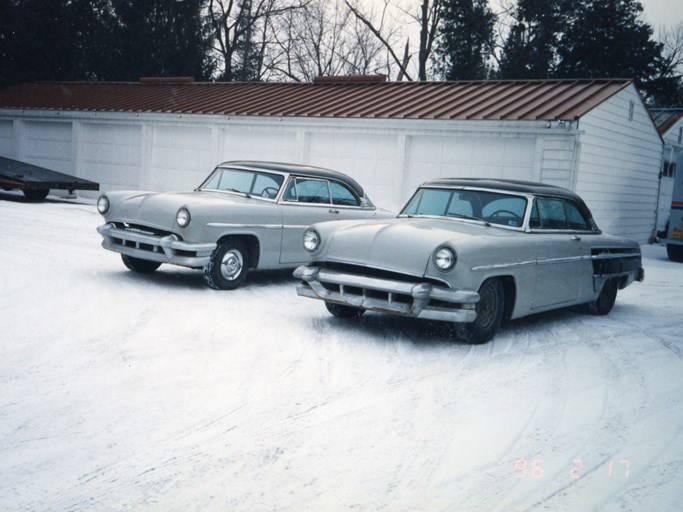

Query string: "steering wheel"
[[488, 209, 522, 225], [261, 187, 279, 199]]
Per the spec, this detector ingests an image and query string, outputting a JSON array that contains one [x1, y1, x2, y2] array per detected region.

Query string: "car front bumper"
[[294, 265, 480, 323], [97, 222, 216, 268]]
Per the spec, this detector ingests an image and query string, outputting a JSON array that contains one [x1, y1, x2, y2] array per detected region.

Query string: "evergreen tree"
[[434, 0, 496, 80], [68, 0, 117, 80], [498, 0, 566, 79], [110, 0, 214, 81], [1, 0, 73, 83], [555, 0, 664, 97]]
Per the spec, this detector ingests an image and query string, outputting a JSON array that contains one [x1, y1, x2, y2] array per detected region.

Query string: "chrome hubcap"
[[220, 249, 244, 281]]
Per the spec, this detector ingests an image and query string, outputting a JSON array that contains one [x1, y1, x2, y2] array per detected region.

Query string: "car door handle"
[[329, 209, 340, 214], [571, 235, 581, 241]]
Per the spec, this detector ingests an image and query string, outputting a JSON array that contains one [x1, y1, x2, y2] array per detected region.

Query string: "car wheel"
[[457, 278, 504, 344], [585, 278, 618, 315], [22, 189, 49, 201], [121, 254, 161, 273], [203, 239, 249, 290], [667, 244, 683, 262], [325, 301, 365, 319]]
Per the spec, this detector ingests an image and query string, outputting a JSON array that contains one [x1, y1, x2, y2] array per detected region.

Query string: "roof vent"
[[313, 75, 387, 84], [139, 77, 195, 84]]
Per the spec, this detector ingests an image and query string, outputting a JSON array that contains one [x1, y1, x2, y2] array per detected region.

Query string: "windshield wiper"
[[223, 187, 251, 198], [447, 213, 490, 226]]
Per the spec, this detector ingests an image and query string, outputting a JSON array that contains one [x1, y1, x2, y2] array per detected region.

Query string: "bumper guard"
[[97, 223, 216, 268], [294, 265, 479, 323]]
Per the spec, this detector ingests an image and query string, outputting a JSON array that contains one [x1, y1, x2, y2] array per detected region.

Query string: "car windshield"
[[401, 187, 528, 228], [198, 167, 284, 199]]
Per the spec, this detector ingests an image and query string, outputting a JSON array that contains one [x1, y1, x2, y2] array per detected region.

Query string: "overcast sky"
[[640, 0, 682, 30]]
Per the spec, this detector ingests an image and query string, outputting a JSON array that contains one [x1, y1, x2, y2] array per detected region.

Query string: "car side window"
[[532, 197, 594, 231], [565, 200, 592, 231], [530, 201, 541, 228], [535, 197, 568, 230], [283, 178, 331, 204], [330, 181, 360, 206]]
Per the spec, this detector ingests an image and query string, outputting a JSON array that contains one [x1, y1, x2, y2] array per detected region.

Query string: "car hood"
[[320, 217, 507, 278], [108, 190, 254, 228]]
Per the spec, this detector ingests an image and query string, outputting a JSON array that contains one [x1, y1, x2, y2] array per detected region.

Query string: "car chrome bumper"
[[97, 222, 216, 268], [294, 265, 479, 323]]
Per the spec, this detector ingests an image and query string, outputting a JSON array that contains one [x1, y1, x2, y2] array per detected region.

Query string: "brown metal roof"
[[650, 108, 683, 136], [0, 78, 632, 122]]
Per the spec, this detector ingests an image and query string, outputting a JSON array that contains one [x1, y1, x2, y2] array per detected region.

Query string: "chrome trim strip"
[[472, 260, 536, 271], [591, 252, 641, 260], [472, 252, 640, 272], [536, 255, 593, 265], [206, 222, 281, 229]]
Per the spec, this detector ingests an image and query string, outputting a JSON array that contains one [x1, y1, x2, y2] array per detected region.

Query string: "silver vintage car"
[[96, 161, 391, 289], [294, 178, 644, 343]]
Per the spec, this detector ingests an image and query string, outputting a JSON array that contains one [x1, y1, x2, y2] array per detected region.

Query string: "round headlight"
[[303, 229, 320, 252], [97, 195, 110, 214], [434, 247, 456, 271], [176, 207, 191, 228]]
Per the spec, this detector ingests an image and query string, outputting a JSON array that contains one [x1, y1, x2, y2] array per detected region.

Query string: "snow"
[[1, 192, 683, 511]]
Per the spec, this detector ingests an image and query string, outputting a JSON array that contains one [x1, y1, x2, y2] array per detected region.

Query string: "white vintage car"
[[294, 178, 644, 343], [96, 161, 391, 289]]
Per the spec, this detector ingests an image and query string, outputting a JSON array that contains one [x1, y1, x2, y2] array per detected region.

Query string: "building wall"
[[0, 105, 660, 241], [576, 84, 663, 242]]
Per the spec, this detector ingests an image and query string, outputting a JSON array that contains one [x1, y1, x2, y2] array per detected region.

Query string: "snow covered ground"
[[1, 192, 682, 512]]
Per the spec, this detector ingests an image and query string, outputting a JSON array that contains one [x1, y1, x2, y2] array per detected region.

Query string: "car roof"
[[422, 177, 583, 201], [217, 160, 365, 197]]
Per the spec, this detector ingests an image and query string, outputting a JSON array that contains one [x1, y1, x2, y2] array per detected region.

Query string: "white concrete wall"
[[0, 120, 13, 155], [81, 122, 143, 189], [576, 84, 663, 242]]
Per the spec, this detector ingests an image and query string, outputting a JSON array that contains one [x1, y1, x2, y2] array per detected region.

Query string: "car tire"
[[23, 189, 49, 201], [203, 239, 249, 290], [667, 244, 683, 262], [585, 278, 618, 316], [121, 254, 161, 273], [457, 278, 504, 344], [325, 301, 365, 319]]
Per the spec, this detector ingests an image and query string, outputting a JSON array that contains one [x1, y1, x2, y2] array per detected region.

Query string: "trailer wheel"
[[667, 244, 683, 262], [23, 189, 49, 201], [122, 255, 161, 273]]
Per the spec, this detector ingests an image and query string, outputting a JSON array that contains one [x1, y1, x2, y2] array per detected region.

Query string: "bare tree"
[[265, 0, 385, 81], [659, 22, 683, 77], [343, 0, 444, 81], [207, 0, 309, 80]]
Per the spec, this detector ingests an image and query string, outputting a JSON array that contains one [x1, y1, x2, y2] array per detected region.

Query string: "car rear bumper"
[[294, 265, 479, 323], [97, 222, 216, 268]]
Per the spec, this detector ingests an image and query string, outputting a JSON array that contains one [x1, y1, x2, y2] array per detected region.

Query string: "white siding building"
[[650, 108, 683, 232], [0, 78, 663, 242]]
